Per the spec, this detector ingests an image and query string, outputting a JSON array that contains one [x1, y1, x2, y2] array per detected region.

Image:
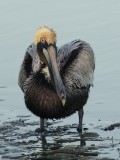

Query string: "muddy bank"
[[0, 117, 120, 160]]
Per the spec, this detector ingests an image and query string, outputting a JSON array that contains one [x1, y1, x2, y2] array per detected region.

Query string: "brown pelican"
[[18, 26, 95, 134]]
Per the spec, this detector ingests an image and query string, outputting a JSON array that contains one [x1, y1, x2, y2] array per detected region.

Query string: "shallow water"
[[0, 0, 120, 159]]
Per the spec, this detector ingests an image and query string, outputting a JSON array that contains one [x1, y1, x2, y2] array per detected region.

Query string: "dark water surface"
[[0, 0, 120, 159]]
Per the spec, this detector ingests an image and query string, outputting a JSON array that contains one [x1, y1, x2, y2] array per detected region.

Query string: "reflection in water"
[[41, 135, 47, 149], [38, 132, 99, 159], [40, 132, 86, 150], [0, 118, 120, 159], [80, 134, 86, 147]]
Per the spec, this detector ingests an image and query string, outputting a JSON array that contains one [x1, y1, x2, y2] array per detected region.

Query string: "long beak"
[[43, 45, 66, 106]]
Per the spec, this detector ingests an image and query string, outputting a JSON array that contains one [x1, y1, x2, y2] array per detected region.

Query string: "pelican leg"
[[77, 108, 84, 133], [40, 118, 45, 134]]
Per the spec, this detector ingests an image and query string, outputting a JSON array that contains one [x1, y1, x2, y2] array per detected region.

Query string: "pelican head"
[[34, 26, 66, 106], [34, 26, 56, 45]]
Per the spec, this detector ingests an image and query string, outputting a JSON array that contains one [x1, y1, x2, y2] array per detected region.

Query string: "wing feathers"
[[57, 40, 95, 90]]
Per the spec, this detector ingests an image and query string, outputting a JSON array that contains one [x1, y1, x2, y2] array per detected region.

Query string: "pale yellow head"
[[34, 26, 57, 45]]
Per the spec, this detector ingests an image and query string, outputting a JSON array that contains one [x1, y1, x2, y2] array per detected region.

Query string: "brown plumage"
[[18, 26, 95, 133]]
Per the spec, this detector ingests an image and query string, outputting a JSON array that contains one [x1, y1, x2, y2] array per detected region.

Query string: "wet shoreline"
[[0, 116, 120, 160]]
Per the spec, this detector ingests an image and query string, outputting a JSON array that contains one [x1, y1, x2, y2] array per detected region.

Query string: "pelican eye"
[[40, 37, 45, 43]]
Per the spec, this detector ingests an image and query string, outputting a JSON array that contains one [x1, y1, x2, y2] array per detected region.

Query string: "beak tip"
[[62, 99, 66, 106]]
